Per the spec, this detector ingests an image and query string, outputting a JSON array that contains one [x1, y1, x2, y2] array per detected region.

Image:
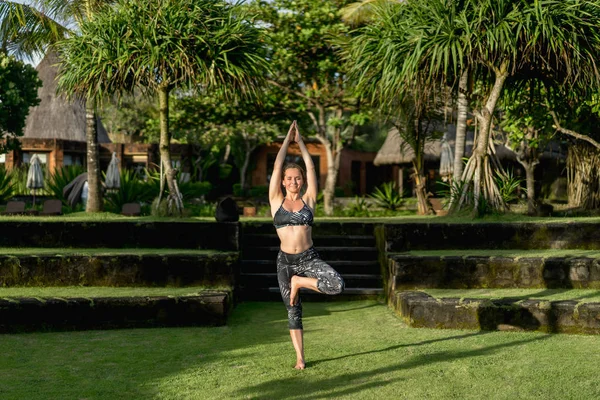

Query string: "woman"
[[269, 121, 345, 370]]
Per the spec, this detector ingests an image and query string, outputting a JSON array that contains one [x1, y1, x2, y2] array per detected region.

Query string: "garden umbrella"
[[439, 133, 454, 182], [105, 152, 120, 190], [26, 154, 45, 206]]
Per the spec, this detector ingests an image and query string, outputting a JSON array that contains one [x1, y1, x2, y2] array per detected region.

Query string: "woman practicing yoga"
[[269, 121, 345, 370]]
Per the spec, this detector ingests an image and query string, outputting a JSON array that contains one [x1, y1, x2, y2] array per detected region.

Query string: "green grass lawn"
[[0, 286, 228, 299], [1, 301, 599, 400]]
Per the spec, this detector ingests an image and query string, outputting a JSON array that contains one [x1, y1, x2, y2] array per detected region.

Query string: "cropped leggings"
[[277, 247, 345, 330]]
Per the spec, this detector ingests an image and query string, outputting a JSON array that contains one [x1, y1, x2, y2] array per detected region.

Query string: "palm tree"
[[0, 0, 111, 212], [56, 0, 268, 214], [344, 0, 600, 215]]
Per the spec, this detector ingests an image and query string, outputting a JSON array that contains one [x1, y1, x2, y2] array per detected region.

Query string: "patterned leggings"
[[277, 247, 345, 330]]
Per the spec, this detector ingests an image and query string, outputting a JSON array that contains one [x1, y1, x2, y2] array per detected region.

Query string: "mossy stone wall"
[[0, 253, 238, 287], [385, 223, 600, 251], [0, 221, 239, 250]]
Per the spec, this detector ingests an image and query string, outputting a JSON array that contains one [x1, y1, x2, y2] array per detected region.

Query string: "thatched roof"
[[23, 51, 111, 143], [373, 126, 521, 166]]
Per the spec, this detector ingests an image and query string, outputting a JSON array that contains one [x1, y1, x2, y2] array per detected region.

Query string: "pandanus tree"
[[0, 0, 111, 212], [56, 0, 268, 215], [344, 0, 600, 215]]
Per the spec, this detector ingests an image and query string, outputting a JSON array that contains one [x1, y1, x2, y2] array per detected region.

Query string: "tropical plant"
[[0, 165, 15, 202], [103, 169, 156, 213], [343, 195, 371, 217], [46, 165, 85, 209], [495, 169, 524, 206], [343, 0, 600, 216], [56, 0, 268, 217], [369, 182, 404, 211]]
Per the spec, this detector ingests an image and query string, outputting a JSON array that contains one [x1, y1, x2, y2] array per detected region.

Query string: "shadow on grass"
[[235, 334, 552, 399], [309, 331, 488, 367]]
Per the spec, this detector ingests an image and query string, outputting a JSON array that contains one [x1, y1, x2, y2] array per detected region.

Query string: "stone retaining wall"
[[0, 221, 239, 250], [385, 223, 600, 251], [0, 253, 238, 287], [0, 292, 230, 333], [389, 254, 600, 291], [395, 291, 600, 334]]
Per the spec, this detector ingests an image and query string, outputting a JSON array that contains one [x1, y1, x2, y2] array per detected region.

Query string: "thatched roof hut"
[[23, 51, 111, 143], [373, 126, 519, 166]]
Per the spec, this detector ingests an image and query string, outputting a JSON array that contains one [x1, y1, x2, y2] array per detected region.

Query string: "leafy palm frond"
[[56, 0, 269, 102], [369, 181, 404, 210]]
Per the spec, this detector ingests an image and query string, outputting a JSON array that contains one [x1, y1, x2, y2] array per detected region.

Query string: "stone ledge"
[[389, 254, 600, 290], [0, 291, 230, 333], [385, 223, 600, 251], [394, 290, 600, 335], [0, 253, 238, 287], [0, 221, 239, 251]]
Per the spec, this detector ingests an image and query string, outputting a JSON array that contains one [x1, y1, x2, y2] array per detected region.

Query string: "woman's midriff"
[[276, 225, 313, 254]]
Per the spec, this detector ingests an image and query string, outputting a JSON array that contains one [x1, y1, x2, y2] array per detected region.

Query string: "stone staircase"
[[239, 222, 384, 301], [385, 222, 600, 334]]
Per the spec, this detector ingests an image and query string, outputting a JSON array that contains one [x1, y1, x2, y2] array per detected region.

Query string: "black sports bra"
[[273, 199, 314, 229]]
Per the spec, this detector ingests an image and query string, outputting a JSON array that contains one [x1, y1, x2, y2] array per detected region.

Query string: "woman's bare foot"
[[290, 275, 300, 306], [294, 360, 306, 370]]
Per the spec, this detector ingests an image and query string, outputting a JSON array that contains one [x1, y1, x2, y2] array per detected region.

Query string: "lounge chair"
[[40, 199, 63, 216], [1, 201, 38, 215], [121, 202, 141, 217]]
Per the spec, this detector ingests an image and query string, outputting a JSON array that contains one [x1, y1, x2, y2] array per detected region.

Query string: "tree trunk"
[[85, 99, 103, 212], [452, 62, 510, 216], [321, 139, 342, 216], [158, 85, 183, 215], [412, 160, 432, 215], [453, 68, 469, 182], [240, 141, 255, 191], [523, 161, 536, 214]]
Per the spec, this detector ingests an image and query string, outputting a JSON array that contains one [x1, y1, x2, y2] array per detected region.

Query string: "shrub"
[[369, 182, 404, 211], [343, 196, 371, 217], [47, 165, 86, 210], [104, 169, 157, 213], [0, 166, 15, 202], [249, 185, 268, 198]]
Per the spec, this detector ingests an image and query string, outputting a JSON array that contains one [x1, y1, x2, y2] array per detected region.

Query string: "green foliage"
[[233, 183, 245, 197], [369, 182, 404, 211], [495, 170, 525, 205], [10, 165, 30, 196], [57, 0, 268, 101], [248, 185, 269, 198], [104, 170, 157, 213], [46, 165, 86, 210], [178, 181, 212, 200], [0, 166, 15, 202], [0, 52, 42, 153], [342, 196, 372, 217]]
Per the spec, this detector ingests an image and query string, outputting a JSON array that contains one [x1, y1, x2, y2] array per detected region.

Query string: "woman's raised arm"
[[269, 122, 296, 207], [294, 122, 317, 208]]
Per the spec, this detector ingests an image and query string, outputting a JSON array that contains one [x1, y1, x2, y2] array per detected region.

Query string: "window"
[[23, 152, 48, 164]]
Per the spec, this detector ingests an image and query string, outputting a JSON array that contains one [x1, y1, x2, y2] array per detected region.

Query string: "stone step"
[[239, 272, 383, 289], [384, 222, 600, 251], [0, 250, 238, 288], [393, 290, 600, 335], [238, 286, 384, 302], [241, 222, 377, 236], [389, 252, 600, 290], [242, 246, 378, 261], [242, 234, 376, 247], [0, 221, 239, 250], [240, 259, 381, 274], [0, 290, 230, 333]]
